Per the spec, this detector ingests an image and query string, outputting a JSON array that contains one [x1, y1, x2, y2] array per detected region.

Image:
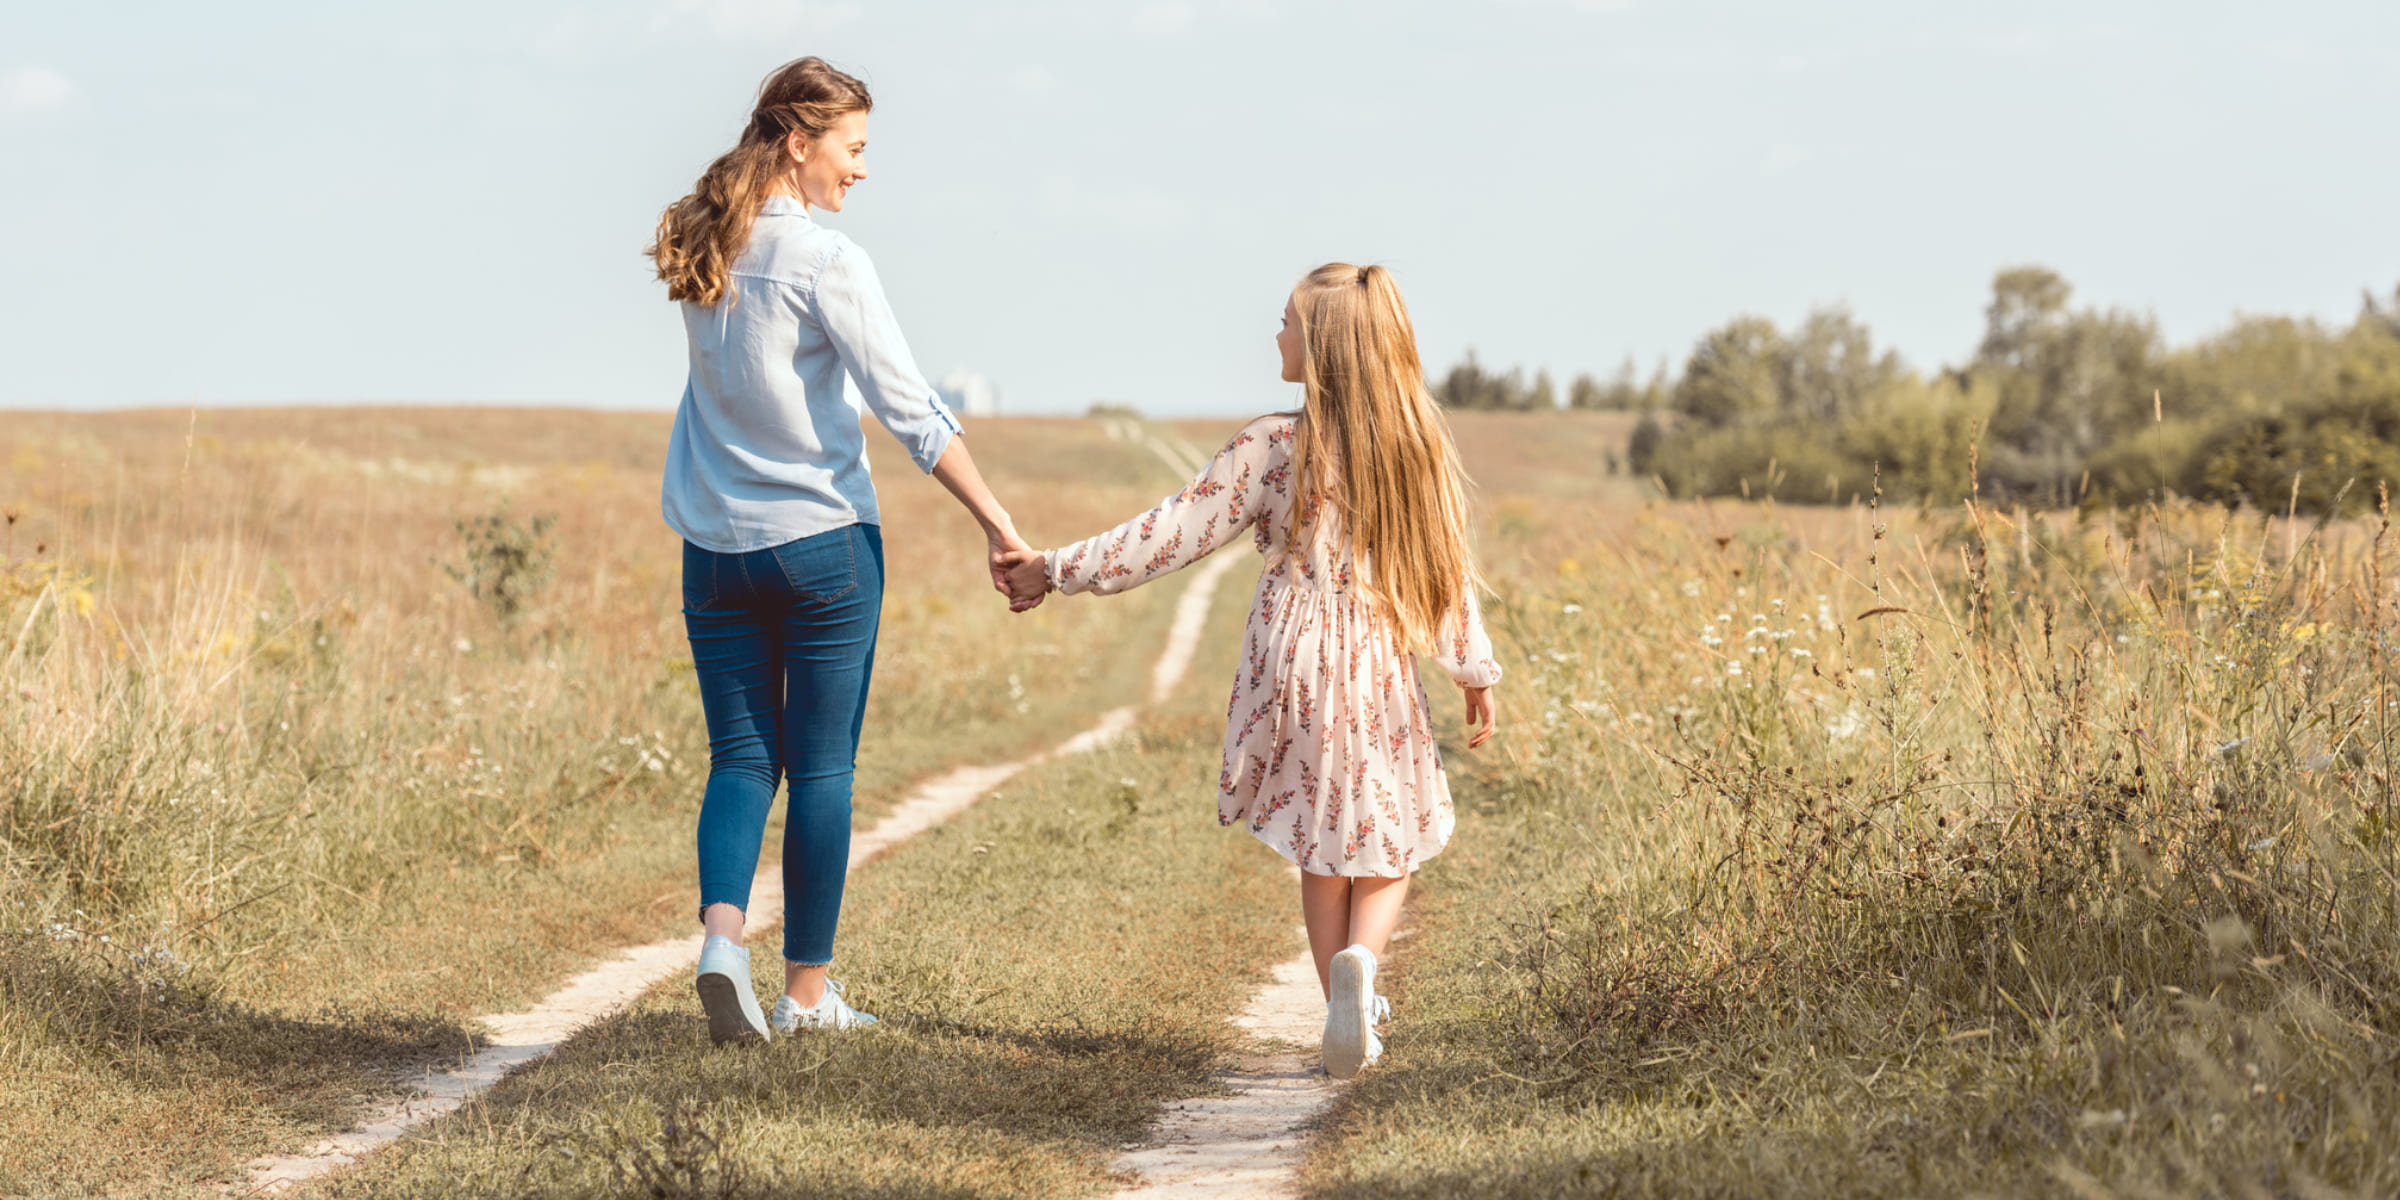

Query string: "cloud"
[[1134, 2, 1194, 35], [659, 0, 861, 39], [1041, 175, 1187, 233], [1496, 0, 1637, 11], [2, 66, 74, 115], [1760, 143, 1811, 176], [1011, 66, 1059, 94]]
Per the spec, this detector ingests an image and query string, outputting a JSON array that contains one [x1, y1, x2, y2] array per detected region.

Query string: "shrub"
[[440, 509, 557, 628]]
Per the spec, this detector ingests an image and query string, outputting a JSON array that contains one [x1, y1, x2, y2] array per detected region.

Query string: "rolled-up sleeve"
[[813, 237, 961, 474]]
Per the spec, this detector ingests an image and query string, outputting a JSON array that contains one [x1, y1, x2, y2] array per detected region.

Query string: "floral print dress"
[[1044, 415, 1503, 877]]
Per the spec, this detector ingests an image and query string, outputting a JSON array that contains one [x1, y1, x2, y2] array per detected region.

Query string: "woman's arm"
[[930, 438, 1038, 610], [810, 237, 1029, 606], [814, 236, 965, 475]]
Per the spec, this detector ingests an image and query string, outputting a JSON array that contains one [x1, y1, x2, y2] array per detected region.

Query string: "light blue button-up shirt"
[[662, 195, 962, 553]]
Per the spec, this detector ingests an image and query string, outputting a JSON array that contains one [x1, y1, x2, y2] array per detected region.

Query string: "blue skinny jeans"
[[682, 523, 882, 967]]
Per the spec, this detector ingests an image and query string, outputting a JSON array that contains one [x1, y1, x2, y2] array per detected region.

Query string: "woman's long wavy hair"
[[647, 57, 872, 307], [1285, 263, 1482, 654]]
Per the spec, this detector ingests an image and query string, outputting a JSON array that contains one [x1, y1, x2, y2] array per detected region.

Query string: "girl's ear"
[[785, 128, 810, 164]]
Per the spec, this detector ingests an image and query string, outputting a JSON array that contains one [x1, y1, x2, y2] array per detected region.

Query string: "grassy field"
[[1305, 474, 2400, 1197], [0, 408, 1216, 1195], [308, 564, 1288, 1199], [10, 406, 2397, 1198]]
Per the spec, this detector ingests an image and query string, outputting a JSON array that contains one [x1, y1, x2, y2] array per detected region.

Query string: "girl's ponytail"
[[1286, 263, 1480, 654], [647, 57, 872, 308]]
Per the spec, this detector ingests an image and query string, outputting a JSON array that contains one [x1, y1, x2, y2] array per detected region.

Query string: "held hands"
[[998, 547, 1052, 612], [987, 523, 1045, 613], [1461, 684, 1498, 749], [976, 503, 1046, 613]]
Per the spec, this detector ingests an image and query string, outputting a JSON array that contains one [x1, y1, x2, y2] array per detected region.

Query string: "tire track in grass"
[[1111, 418, 1356, 1198], [1110, 911, 1423, 1196], [240, 550, 1247, 1195], [1110, 916, 1333, 1199]]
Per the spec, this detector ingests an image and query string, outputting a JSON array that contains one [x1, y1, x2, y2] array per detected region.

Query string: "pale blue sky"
[[3, 1, 2395, 414]]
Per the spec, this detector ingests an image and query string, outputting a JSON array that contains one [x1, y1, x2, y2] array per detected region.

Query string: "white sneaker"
[[768, 978, 879, 1033], [695, 936, 772, 1046], [1324, 944, 1378, 1079]]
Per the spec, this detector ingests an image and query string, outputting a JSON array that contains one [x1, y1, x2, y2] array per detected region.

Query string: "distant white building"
[[937, 369, 1000, 417]]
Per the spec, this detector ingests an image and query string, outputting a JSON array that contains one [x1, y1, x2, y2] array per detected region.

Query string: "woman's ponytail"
[[647, 57, 872, 308]]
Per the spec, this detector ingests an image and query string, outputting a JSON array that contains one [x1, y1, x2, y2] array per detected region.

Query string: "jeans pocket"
[[770, 526, 860, 605], [681, 541, 719, 611]]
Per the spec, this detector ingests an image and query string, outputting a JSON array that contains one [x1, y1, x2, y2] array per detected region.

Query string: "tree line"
[[1435, 269, 2400, 514]]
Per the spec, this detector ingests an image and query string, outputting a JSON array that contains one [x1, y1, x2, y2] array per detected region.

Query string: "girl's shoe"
[[1372, 994, 1392, 1025], [1324, 944, 1379, 1079], [695, 936, 772, 1045], [768, 978, 879, 1032]]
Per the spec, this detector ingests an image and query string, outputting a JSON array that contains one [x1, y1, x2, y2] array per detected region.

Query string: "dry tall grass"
[[0, 407, 1196, 1193], [1315, 471, 2400, 1196]]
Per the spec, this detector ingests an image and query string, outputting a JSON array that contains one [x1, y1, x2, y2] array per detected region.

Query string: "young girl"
[[1003, 263, 1501, 1078]]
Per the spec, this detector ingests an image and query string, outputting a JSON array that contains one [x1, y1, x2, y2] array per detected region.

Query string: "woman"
[[650, 56, 1030, 1043]]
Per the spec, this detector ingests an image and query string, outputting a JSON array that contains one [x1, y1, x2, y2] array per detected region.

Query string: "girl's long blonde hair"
[[1286, 263, 1481, 654], [647, 57, 872, 308]]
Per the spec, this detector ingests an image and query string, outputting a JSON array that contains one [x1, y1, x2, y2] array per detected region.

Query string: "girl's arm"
[[1045, 422, 1274, 597], [1433, 583, 1504, 688], [1435, 584, 1503, 748]]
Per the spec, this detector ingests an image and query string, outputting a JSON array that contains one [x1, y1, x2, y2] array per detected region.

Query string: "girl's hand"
[[989, 525, 1040, 611], [1461, 685, 1497, 749], [998, 548, 1052, 613]]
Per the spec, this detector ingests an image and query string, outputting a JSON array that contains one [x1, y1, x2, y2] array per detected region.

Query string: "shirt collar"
[[760, 195, 810, 218]]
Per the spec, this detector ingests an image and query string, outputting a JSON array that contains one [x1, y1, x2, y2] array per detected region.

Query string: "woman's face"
[[1276, 296, 1304, 384], [787, 110, 871, 213]]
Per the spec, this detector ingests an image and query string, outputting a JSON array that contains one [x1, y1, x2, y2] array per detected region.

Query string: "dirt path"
[[241, 551, 1247, 1195], [1110, 918, 1334, 1200]]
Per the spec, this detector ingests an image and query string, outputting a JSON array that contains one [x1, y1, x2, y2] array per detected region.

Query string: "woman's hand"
[[928, 439, 1040, 611], [1461, 684, 1497, 749], [998, 548, 1052, 612], [990, 527, 1046, 612]]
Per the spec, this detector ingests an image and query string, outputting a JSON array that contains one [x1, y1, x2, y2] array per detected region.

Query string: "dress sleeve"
[[813, 237, 962, 474], [1431, 581, 1504, 687], [1047, 425, 1272, 596]]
